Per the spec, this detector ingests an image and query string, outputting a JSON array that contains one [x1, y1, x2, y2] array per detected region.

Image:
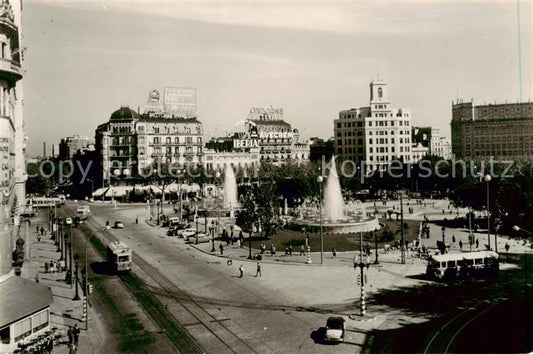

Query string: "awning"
[[92, 187, 108, 197]]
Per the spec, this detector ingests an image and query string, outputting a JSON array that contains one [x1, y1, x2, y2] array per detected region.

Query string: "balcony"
[[183, 151, 194, 157], [0, 58, 22, 83], [173, 153, 181, 157], [151, 152, 163, 157]]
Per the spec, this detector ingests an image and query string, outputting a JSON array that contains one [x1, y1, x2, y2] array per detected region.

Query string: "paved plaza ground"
[[20, 198, 530, 353]]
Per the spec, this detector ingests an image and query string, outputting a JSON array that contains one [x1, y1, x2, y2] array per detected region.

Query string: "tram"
[[30, 197, 61, 209], [106, 241, 132, 272], [426, 251, 499, 281]]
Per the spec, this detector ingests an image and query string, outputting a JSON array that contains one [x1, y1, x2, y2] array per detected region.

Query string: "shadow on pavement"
[[90, 261, 116, 275]]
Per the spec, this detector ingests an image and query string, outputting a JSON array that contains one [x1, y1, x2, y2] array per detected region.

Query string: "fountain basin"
[[293, 217, 381, 234]]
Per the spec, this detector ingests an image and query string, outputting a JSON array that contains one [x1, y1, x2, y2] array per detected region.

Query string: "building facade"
[[334, 79, 413, 171], [204, 107, 310, 169], [451, 100, 533, 162], [0, 1, 53, 350], [58, 135, 94, 160], [246, 107, 309, 164], [429, 128, 452, 160], [95, 101, 204, 186]]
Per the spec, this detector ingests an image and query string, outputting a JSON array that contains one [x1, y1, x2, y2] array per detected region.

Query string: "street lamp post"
[[84, 232, 95, 330], [354, 237, 371, 317], [317, 175, 324, 264], [73, 253, 81, 301], [373, 230, 379, 264], [211, 171, 221, 252], [400, 194, 405, 264], [441, 225, 446, 244], [485, 174, 492, 250], [87, 178, 94, 198]]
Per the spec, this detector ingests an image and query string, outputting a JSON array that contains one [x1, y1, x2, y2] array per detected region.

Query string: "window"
[[166, 137, 171, 144], [32, 310, 49, 332], [175, 137, 179, 144], [13, 318, 32, 342], [378, 87, 383, 98], [153, 137, 160, 144]]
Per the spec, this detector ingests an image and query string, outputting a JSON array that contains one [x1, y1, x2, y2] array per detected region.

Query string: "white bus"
[[426, 251, 499, 281], [106, 241, 132, 273]]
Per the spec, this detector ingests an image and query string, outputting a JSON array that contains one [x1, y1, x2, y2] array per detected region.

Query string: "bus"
[[426, 251, 499, 281], [106, 241, 132, 272]]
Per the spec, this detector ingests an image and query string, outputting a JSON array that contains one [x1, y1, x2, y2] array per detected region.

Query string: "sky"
[[22, 0, 532, 157]]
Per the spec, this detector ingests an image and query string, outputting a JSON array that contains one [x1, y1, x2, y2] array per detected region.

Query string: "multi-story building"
[[411, 143, 429, 162], [0, 1, 53, 351], [429, 128, 452, 160], [204, 107, 310, 169], [245, 107, 309, 164], [95, 90, 204, 186], [334, 79, 412, 171], [451, 100, 533, 162], [58, 135, 94, 160], [309, 137, 334, 162]]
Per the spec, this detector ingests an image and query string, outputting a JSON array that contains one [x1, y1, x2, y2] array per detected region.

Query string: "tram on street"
[[426, 250, 499, 281], [30, 197, 62, 209], [106, 241, 132, 272]]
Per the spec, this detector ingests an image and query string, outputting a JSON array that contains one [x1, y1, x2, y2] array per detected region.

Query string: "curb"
[[187, 243, 327, 267]]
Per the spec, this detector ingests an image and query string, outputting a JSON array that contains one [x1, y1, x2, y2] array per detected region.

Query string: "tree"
[[236, 193, 257, 238], [254, 183, 278, 238], [26, 162, 51, 195]]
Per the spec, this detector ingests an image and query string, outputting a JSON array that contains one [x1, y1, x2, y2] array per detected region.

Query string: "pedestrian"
[[332, 248, 336, 257], [476, 238, 479, 248], [49, 260, 54, 273], [219, 243, 224, 256], [300, 245, 305, 255], [505, 242, 510, 252], [135, 217, 138, 224], [272, 245, 276, 257], [239, 264, 244, 278], [67, 326, 73, 346], [36, 225, 39, 234], [255, 262, 262, 277], [35, 273, 39, 283], [73, 324, 80, 345], [37, 234, 41, 242], [28, 219, 31, 227], [40, 226, 44, 235], [452, 235, 456, 243], [459, 240, 463, 251], [285, 247, 289, 256], [45, 262, 49, 273], [288, 245, 293, 256]]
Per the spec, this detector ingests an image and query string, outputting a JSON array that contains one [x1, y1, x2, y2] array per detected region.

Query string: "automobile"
[[65, 217, 72, 225], [324, 317, 345, 343], [114, 221, 124, 229], [185, 232, 209, 244], [177, 228, 198, 238]]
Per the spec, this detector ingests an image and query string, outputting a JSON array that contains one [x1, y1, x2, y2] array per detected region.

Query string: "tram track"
[[80, 212, 268, 353]]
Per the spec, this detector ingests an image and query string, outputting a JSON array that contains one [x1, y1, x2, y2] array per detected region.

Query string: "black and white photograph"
[[1, 1, 532, 353]]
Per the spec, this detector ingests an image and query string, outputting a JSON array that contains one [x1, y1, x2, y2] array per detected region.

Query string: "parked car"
[[65, 217, 72, 225], [114, 221, 124, 229], [185, 232, 209, 244], [324, 317, 345, 343], [177, 228, 197, 238]]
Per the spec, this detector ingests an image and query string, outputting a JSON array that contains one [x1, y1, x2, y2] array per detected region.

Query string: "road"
[[64, 202, 363, 353]]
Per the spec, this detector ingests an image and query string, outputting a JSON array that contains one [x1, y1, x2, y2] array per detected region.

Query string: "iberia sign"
[[234, 139, 259, 148]]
